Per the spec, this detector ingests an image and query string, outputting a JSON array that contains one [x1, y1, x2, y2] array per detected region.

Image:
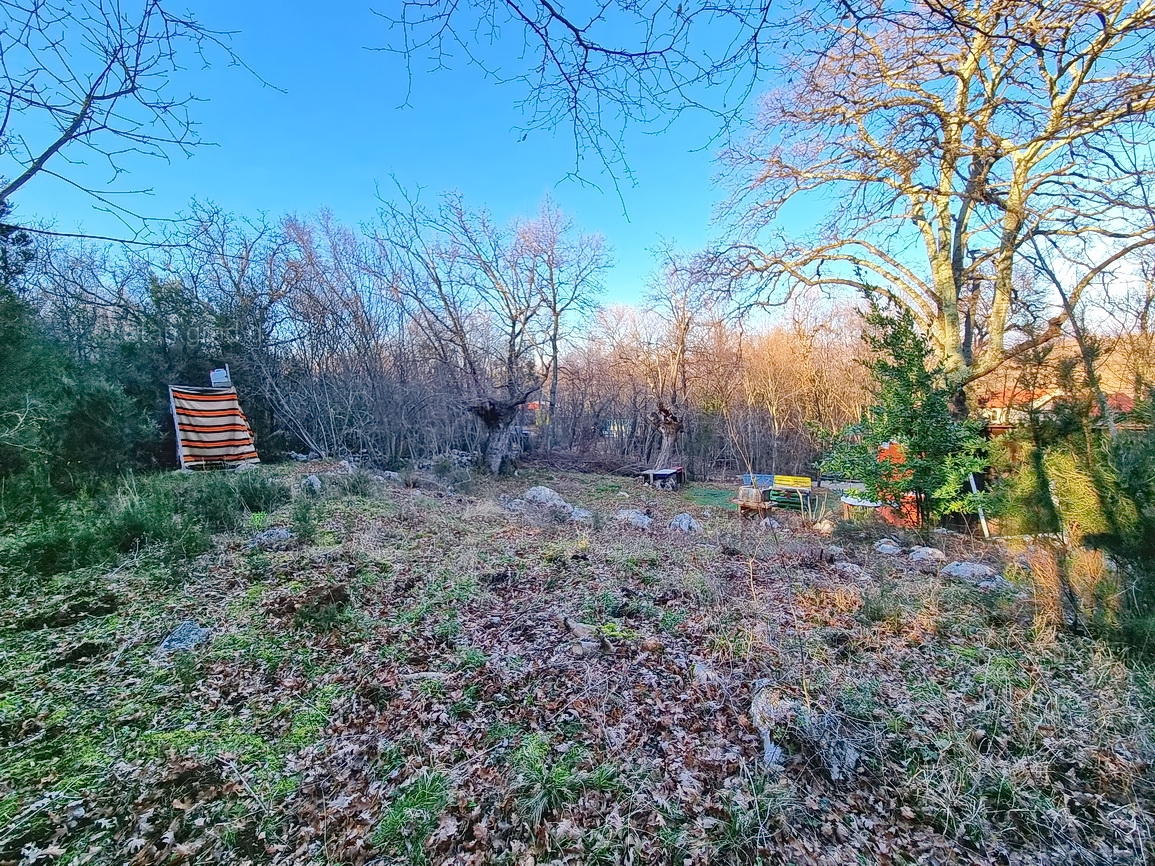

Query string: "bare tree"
[[373, 191, 550, 473], [0, 0, 238, 240], [715, 0, 1155, 403], [521, 197, 609, 451], [385, 1, 779, 180]]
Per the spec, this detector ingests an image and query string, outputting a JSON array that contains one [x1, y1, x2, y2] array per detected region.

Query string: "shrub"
[[822, 296, 987, 524], [235, 470, 290, 513], [180, 472, 245, 531], [105, 481, 209, 559]]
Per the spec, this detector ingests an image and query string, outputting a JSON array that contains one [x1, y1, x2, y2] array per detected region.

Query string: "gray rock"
[[761, 517, 783, 530], [615, 509, 652, 529], [300, 474, 322, 494], [335, 459, 357, 475], [909, 546, 946, 563], [157, 621, 210, 654], [523, 486, 570, 510], [669, 513, 702, 533], [503, 497, 530, 513], [762, 740, 786, 766], [832, 561, 867, 579], [940, 561, 996, 582], [825, 545, 847, 561], [571, 639, 604, 658], [873, 538, 903, 555], [374, 471, 404, 486], [248, 527, 293, 550], [522, 485, 577, 517], [571, 507, 593, 521], [692, 660, 722, 686], [977, 576, 1016, 592], [796, 707, 860, 782]]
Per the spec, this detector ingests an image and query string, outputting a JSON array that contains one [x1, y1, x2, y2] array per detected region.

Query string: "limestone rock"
[[977, 576, 1016, 592], [940, 561, 996, 582], [523, 486, 571, 511], [300, 474, 322, 494], [615, 509, 653, 529], [692, 661, 722, 686], [248, 527, 293, 550], [832, 561, 866, 579], [909, 546, 946, 564], [796, 707, 860, 782], [669, 513, 702, 533], [873, 538, 903, 555]]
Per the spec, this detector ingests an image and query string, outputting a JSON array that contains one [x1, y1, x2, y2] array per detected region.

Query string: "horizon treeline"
[[3, 199, 873, 482], [6, 194, 1155, 487]]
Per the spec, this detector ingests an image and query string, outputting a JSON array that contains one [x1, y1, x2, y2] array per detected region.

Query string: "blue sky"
[[17, 1, 746, 305]]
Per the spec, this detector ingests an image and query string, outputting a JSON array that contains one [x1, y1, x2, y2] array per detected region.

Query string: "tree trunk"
[[647, 400, 683, 471], [483, 421, 517, 475], [470, 397, 527, 475]]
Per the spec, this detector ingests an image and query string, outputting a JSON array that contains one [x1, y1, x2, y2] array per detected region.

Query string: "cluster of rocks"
[[501, 485, 705, 534], [248, 527, 294, 551], [287, 450, 323, 462], [503, 486, 592, 521], [870, 537, 1015, 591], [415, 450, 478, 471], [615, 509, 703, 533]]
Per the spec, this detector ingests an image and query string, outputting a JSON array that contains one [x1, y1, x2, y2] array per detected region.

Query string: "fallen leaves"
[[2, 469, 1153, 865]]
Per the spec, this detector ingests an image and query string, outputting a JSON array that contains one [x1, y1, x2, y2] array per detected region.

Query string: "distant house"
[[979, 387, 1140, 440], [977, 388, 1061, 426]]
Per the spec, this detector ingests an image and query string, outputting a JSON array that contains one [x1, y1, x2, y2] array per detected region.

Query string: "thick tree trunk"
[[470, 396, 528, 475], [647, 400, 683, 471], [483, 421, 516, 475]]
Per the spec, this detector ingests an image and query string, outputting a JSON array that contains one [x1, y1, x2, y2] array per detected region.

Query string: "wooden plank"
[[773, 475, 812, 490]]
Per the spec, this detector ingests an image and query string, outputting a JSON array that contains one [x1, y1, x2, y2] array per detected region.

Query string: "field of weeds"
[[2, 463, 1153, 865]]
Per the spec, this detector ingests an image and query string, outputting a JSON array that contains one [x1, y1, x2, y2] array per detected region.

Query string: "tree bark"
[[470, 397, 526, 475], [647, 400, 683, 471]]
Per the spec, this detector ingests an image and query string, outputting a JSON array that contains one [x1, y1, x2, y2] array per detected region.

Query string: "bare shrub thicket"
[[23, 205, 869, 476]]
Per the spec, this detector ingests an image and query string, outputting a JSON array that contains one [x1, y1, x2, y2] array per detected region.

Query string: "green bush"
[[235, 470, 290, 513], [179, 472, 244, 531], [0, 289, 158, 486], [291, 497, 318, 545], [1, 503, 112, 577], [105, 481, 209, 559], [174, 469, 289, 532], [823, 296, 987, 523]]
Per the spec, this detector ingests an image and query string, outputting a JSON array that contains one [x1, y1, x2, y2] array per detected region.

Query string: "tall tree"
[[0, 0, 237, 241], [374, 192, 554, 474], [520, 198, 609, 451], [718, 0, 1155, 401]]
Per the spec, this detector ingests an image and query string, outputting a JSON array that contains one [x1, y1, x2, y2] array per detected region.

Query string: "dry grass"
[[1, 463, 1152, 865]]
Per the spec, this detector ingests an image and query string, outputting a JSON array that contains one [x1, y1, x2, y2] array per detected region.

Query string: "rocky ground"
[[2, 464, 1153, 865]]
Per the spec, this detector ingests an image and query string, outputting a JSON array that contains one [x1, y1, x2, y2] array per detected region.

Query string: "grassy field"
[[1, 463, 1152, 865]]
